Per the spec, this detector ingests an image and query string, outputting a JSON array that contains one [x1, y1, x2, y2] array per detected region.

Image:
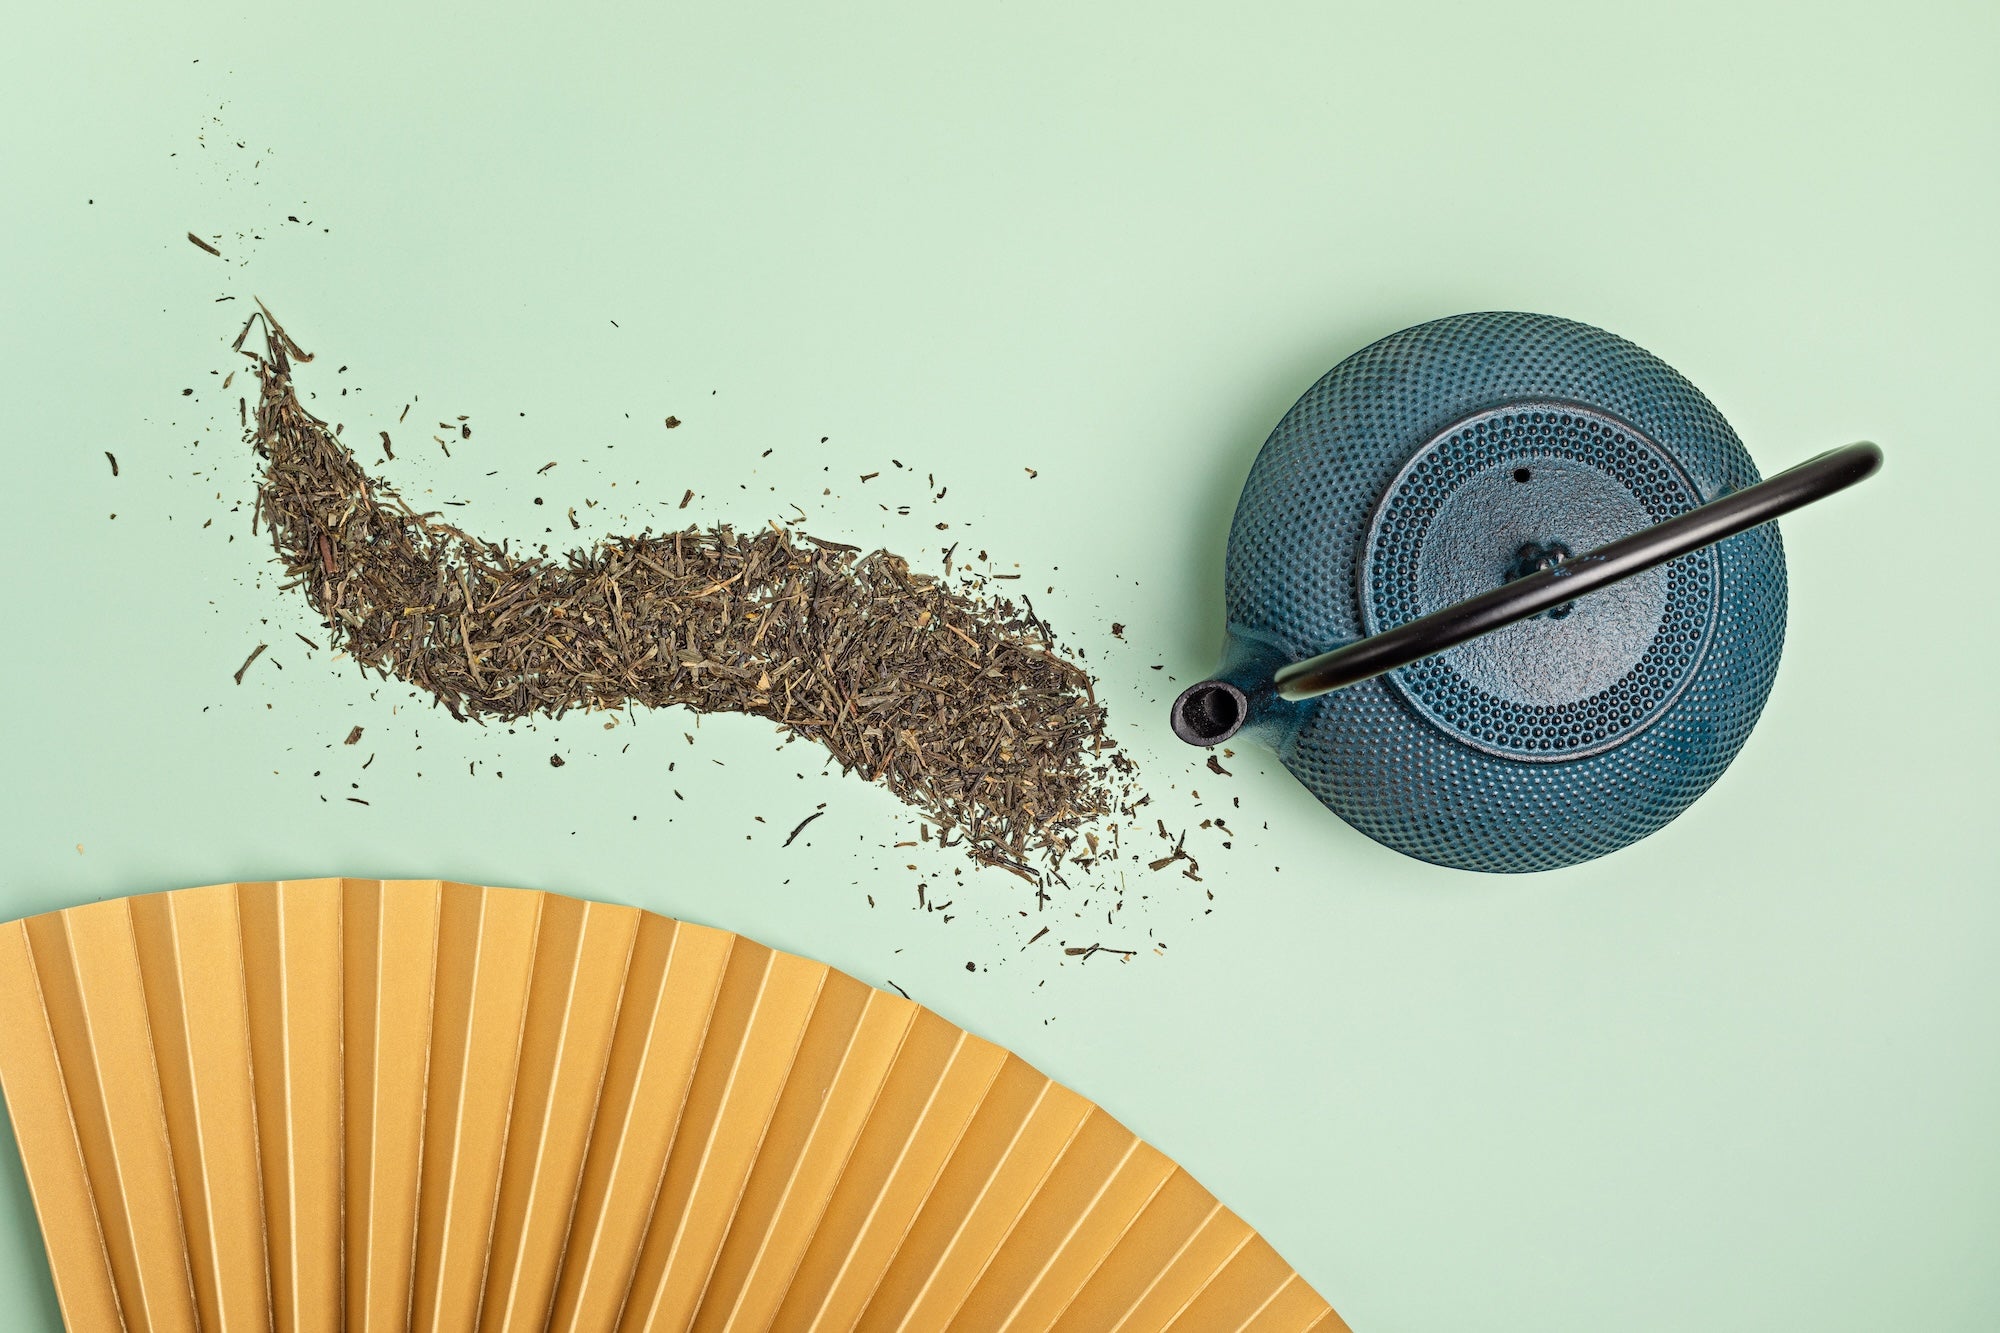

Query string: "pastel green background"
[[2, 2, 1995, 1328]]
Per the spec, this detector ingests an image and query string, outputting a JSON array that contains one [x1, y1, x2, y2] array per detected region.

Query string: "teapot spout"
[[1169, 631, 1298, 747]]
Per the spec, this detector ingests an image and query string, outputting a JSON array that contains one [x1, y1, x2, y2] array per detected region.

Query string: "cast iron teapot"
[[1171, 312, 1880, 872]]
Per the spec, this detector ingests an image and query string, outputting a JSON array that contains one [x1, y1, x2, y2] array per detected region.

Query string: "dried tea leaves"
[[241, 310, 1135, 877]]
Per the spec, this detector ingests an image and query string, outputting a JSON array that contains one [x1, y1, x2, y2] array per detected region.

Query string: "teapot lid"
[[1360, 400, 1720, 761]]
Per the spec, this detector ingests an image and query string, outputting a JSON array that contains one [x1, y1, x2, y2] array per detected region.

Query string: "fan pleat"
[[548, 916, 732, 1331], [479, 898, 642, 1332], [0, 922, 126, 1329], [241, 879, 346, 1333], [618, 943, 828, 1330], [958, 1114, 1174, 1330], [1107, 1200, 1256, 1331], [1166, 1236, 1340, 1331], [1050, 1168, 1222, 1331], [413, 883, 545, 1331], [693, 984, 915, 1332], [130, 882, 271, 1333], [29, 900, 198, 1330], [865, 1062, 1094, 1330], [0, 881, 1339, 1332], [1234, 1270, 1342, 1331], [343, 878, 443, 1330], [773, 1016, 1008, 1330]]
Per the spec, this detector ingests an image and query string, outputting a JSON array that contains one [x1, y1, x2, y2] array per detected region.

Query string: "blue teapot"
[[1171, 313, 1879, 873]]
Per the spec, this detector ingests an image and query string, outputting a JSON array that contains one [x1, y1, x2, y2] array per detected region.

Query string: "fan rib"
[[618, 945, 830, 1330], [344, 876, 446, 1320], [131, 883, 273, 1333], [460, 887, 562, 1332], [1026, 1143, 1181, 1332], [1114, 1206, 1254, 1331], [964, 1118, 1175, 1329], [0, 922, 126, 1329], [343, 879, 444, 1332], [695, 988, 917, 1332], [932, 1083, 1098, 1325], [607, 940, 776, 1331], [242, 879, 348, 1333], [412, 884, 546, 1330], [478, 898, 643, 1332], [1050, 1170, 1216, 1331], [870, 1071, 1094, 1330], [677, 968, 872, 1324], [774, 1022, 1008, 1330], [546, 919, 733, 1331], [1161, 1234, 1312, 1331], [1232, 1270, 1343, 1331], [37, 899, 199, 1330]]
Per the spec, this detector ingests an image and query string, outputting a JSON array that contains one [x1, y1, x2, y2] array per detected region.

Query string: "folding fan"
[[0, 879, 1341, 1331]]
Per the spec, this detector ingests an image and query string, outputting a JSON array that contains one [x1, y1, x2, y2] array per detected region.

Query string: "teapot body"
[[1224, 313, 1787, 872]]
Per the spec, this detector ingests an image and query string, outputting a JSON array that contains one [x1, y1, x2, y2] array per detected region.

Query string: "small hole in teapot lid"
[[1513, 467, 1533, 483]]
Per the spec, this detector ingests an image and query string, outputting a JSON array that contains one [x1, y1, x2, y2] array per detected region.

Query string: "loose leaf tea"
[[240, 309, 1135, 877], [233, 642, 267, 685], [783, 810, 826, 847]]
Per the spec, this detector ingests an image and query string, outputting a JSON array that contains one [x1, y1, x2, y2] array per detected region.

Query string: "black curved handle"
[[1275, 441, 1881, 700], [1171, 442, 1882, 744]]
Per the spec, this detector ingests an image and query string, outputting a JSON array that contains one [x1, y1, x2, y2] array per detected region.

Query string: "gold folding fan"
[[0, 879, 1341, 1332]]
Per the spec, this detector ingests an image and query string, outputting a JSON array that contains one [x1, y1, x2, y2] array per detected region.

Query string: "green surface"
[[2, 2, 1996, 1328]]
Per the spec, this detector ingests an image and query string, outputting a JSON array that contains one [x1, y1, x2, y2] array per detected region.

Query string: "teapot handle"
[[1171, 441, 1882, 745]]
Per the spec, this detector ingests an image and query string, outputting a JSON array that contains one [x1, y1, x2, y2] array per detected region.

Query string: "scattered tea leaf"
[[233, 642, 267, 685], [782, 810, 826, 847]]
